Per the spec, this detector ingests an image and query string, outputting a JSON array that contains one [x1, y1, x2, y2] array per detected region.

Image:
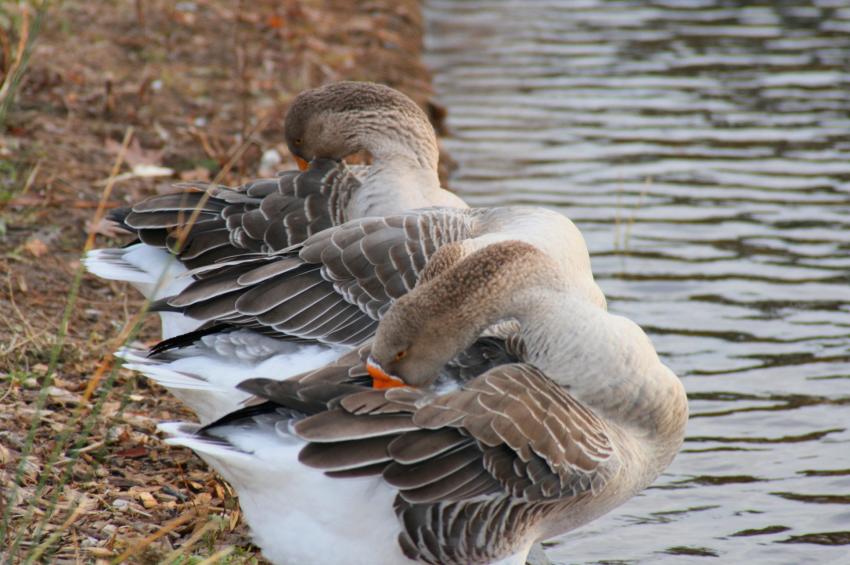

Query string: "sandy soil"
[[0, 1, 448, 562]]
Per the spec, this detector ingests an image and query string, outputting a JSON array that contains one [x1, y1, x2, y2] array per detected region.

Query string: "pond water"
[[425, 1, 850, 563]]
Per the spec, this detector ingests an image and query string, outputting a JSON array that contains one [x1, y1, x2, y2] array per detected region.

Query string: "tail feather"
[[84, 243, 192, 299], [158, 422, 253, 461], [86, 243, 201, 339], [116, 336, 346, 423], [84, 248, 158, 285]]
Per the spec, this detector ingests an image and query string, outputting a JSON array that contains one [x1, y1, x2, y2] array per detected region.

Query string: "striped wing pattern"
[[117, 159, 356, 271], [235, 361, 617, 564], [159, 208, 480, 345]]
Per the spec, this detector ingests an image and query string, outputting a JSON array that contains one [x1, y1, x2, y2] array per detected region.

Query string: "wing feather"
[[159, 208, 479, 345]]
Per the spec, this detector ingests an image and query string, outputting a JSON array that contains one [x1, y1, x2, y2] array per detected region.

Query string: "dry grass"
[[0, 0, 443, 562]]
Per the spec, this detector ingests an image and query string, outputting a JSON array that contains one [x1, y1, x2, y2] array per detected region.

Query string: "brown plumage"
[[102, 80, 466, 282], [155, 206, 604, 349], [165, 238, 686, 564], [285, 81, 440, 171]]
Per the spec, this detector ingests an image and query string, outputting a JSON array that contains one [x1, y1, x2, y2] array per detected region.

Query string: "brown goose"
[[129, 205, 605, 422], [84, 81, 466, 339], [160, 240, 688, 565]]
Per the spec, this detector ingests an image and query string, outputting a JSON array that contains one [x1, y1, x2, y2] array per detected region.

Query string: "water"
[[424, 1, 850, 563]]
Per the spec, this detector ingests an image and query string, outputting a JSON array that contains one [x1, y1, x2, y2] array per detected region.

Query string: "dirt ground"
[[0, 1, 448, 562]]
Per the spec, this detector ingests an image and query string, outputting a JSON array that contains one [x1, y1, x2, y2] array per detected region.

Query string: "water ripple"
[[426, 0, 850, 562]]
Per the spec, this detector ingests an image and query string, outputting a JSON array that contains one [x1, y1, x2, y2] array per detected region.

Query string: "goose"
[[84, 81, 466, 339], [128, 206, 606, 422], [160, 240, 688, 565]]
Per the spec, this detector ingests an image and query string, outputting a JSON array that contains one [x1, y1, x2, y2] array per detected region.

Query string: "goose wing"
[[159, 207, 481, 345], [115, 159, 355, 271], [234, 362, 616, 564]]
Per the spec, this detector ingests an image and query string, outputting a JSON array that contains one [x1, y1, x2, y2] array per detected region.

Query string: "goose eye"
[[394, 350, 407, 362], [294, 138, 303, 146]]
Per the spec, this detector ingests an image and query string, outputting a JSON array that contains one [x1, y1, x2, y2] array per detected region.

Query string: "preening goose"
[[84, 81, 466, 339], [131, 206, 605, 422], [161, 241, 688, 565]]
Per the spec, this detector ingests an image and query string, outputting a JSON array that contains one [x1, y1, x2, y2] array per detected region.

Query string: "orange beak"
[[294, 156, 310, 171], [366, 358, 407, 390]]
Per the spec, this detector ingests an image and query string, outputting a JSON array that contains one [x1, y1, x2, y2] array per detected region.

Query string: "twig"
[[171, 109, 274, 255], [623, 177, 650, 252], [0, 2, 30, 103], [0, 1, 51, 126], [0, 326, 50, 358], [83, 127, 134, 254], [195, 546, 236, 565], [111, 508, 198, 564], [25, 496, 88, 564], [6, 269, 36, 341], [20, 159, 41, 195], [161, 516, 220, 563]]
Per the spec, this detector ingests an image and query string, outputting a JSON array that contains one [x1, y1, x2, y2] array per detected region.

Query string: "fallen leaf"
[[85, 548, 115, 558], [138, 491, 158, 509], [105, 137, 163, 169], [179, 166, 211, 182], [267, 14, 285, 28], [114, 446, 148, 458], [47, 386, 81, 404], [23, 238, 48, 257]]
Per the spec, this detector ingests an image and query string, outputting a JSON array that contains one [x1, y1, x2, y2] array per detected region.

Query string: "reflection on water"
[[425, 0, 850, 562]]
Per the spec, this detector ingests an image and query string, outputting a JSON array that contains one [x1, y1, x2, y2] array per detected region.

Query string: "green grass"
[[0, 1, 51, 128], [0, 122, 260, 565]]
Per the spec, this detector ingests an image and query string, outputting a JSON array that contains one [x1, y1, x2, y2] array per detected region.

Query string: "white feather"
[[159, 421, 410, 565], [85, 244, 200, 338], [118, 331, 348, 423]]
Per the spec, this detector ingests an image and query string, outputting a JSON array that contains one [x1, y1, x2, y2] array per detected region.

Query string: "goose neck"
[[352, 111, 440, 172]]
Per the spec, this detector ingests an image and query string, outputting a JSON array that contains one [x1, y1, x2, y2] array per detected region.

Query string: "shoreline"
[[0, 1, 445, 560]]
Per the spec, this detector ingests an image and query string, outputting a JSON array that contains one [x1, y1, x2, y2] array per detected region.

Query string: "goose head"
[[367, 241, 564, 389], [284, 81, 439, 171]]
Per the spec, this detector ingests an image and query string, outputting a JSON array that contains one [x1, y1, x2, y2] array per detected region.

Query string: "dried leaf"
[[114, 446, 148, 458], [47, 386, 81, 404], [179, 166, 211, 182], [267, 14, 285, 29], [105, 137, 163, 169], [229, 508, 240, 531], [138, 491, 158, 509], [85, 548, 115, 558], [23, 238, 48, 257]]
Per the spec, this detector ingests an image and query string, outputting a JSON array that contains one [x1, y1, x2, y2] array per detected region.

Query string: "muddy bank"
[[0, 1, 443, 561]]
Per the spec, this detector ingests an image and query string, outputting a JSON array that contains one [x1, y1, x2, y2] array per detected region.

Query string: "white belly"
[[169, 424, 412, 565]]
